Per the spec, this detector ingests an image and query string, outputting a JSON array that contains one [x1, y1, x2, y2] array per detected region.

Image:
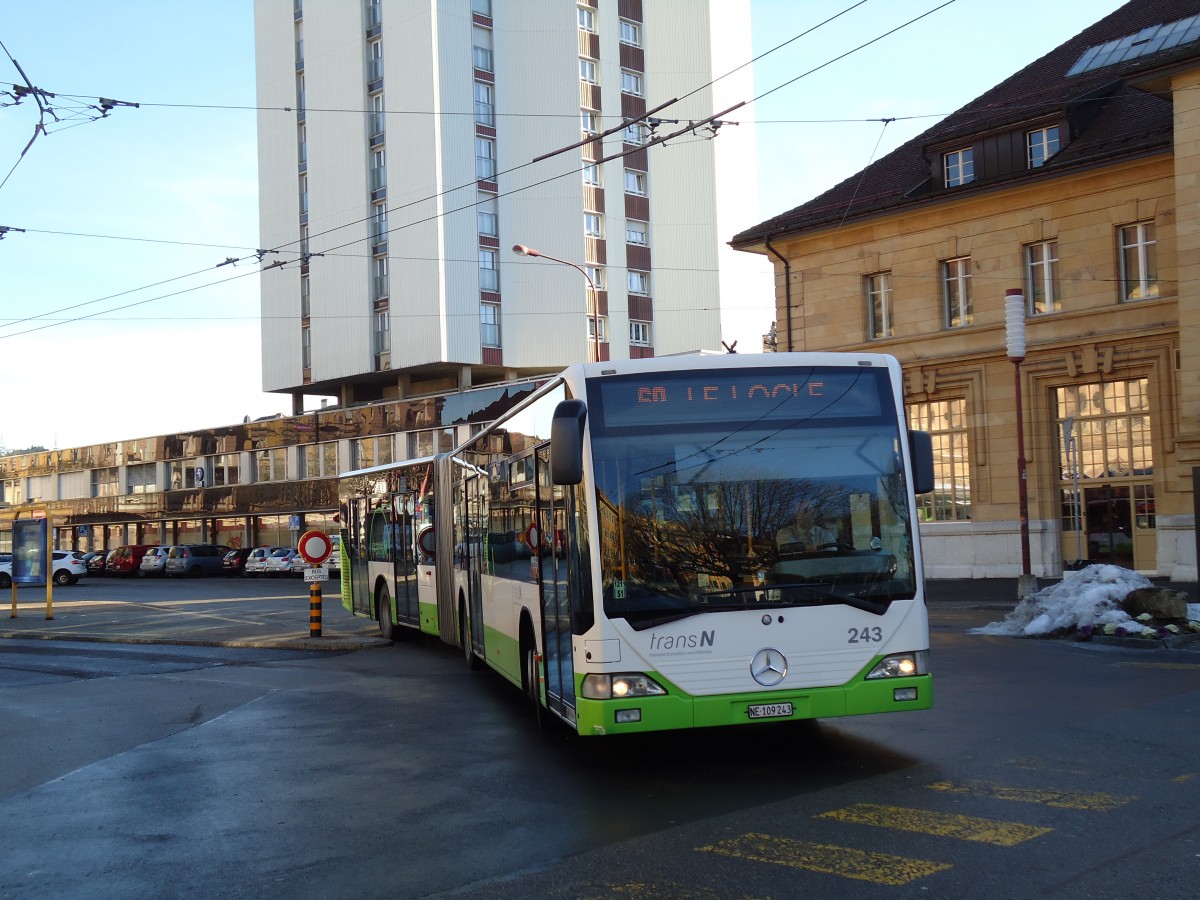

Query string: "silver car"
[[139, 546, 171, 577]]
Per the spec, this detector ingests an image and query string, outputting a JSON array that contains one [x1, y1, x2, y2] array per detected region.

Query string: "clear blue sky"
[[0, 0, 1124, 451]]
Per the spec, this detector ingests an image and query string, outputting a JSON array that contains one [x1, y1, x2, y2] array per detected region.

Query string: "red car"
[[107, 545, 159, 577]]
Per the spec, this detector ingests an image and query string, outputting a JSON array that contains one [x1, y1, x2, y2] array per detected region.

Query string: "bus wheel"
[[522, 637, 548, 731], [460, 600, 481, 671], [376, 584, 397, 641]]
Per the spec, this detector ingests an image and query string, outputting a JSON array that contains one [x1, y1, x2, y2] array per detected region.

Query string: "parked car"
[[0, 550, 88, 587], [327, 534, 341, 574], [139, 546, 172, 577], [244, 546, 289, 577], [221, 548, 253, 577], [165, 544, 231, 577], [85, 549, 113, 576], [262, 548, 300, 577], [108, 544, 159, 577]]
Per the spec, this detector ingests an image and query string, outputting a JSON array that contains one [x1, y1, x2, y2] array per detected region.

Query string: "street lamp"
[[1005, 287, 1036, 599], [511, 243, 601, 363]]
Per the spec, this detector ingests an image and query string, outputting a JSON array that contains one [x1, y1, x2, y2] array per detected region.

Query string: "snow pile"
[[972, 565, 1199, 638]]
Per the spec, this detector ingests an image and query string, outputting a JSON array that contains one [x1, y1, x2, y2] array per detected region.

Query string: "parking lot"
[[0, 568, 383, 651]]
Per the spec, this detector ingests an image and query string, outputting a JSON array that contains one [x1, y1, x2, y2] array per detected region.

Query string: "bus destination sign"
[[593, 367, 886, 429]]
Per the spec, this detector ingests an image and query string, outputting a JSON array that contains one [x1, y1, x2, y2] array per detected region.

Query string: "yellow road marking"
[[927, 780, 1134, 811], [698, 833, 950, 886], [818, 803, 1050, 846]]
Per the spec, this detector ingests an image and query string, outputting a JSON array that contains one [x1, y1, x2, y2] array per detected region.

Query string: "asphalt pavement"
[[0, 576, 1195, 651]]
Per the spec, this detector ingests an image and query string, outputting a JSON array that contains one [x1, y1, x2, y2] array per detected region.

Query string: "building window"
[[298, 174, 308, 215], [373, 310, 390, 355], [865, 272, 893, 339], [584, 212, 603, 238], [368, 39, 383, 82], [582, 162, 600, 186], [297, 123, 307, 166], [479, 248, 499, 291], [581, 109, 600, 135], [301, 442, 339, 480], [1057, 379, 1152, 481], [300, 275, 311, 317], [370, 94, 385, 137], [472, 26, 493, 71], [474, 82, 494, 126], [302, 326, 311, 368], [477, 209, 497, 237], [254, 449, 288, 484], [942, 256, 972, 327], [476, 137, 496, 179], [471, 0, 491, 14], [480, 302, 500, 347], [907, 399, 971, 521], [1025, 240, 1060, 314], [92, 467, 119, 498], [944, 148, 974, 187], [1027, 126, 1060, 168], [628, 269, 649, 295], [630, 320, 652, 345], [579, 58, 597, 84], [370, 148, 386, 191], [621, 70, 643, 96], [354, 434, 394, 470], [1118, 221, 1158, 301], [578, 6, 595, 32], [626, 220, 647, 245], [372, 202, 388, 245], [209, 454, 239, 488], [373, 255, 388, 300], [619, 19, 641, 46], [624, 168, 646, 195], [623, 122, 648, 145], [366, 0, 381, 29], [583, 265, 605, 291], [587, 315, 608, 343]]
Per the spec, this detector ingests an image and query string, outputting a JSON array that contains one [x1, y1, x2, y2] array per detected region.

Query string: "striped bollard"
[[309, 582, 322, 637]]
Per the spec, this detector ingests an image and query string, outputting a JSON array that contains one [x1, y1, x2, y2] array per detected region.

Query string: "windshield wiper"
[[763, 582, 890, 616]]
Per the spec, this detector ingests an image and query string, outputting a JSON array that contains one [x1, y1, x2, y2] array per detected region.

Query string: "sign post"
[[297, 530, 333, 638]]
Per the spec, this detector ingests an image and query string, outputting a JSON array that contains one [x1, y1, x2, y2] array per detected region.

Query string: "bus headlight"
[[581, 673, 667, 700], [865, 651, 928, 679]]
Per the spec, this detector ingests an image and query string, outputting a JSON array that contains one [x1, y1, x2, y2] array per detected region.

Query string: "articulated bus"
[[338, 352, 935, 736]]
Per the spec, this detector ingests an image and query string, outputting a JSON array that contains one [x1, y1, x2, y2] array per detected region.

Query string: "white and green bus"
[[338, 352, 934, 736]]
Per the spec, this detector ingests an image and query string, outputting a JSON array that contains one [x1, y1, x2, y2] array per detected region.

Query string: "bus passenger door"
[[392, 492, 418, 625], [464, 474, 485, 654], [348, 494, 373, 616], [537, 447, 576, 721]]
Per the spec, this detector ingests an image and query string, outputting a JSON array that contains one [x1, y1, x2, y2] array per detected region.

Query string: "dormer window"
[[1027, 126, 1060, 168], [944, 148, 974, 187]]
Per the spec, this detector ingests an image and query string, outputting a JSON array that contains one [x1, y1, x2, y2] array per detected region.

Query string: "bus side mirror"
[[551, 399, 587, 485], [908, 430, 935, 495]]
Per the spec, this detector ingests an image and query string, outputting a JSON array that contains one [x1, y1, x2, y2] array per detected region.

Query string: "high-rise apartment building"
[[254, 0, 758, 412]]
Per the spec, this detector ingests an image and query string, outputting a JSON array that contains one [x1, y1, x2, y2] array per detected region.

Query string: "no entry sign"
[[297, 530, 333, 565]]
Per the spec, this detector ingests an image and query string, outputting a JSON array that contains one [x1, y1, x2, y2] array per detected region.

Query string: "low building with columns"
[[733, 0, 1200, 580]]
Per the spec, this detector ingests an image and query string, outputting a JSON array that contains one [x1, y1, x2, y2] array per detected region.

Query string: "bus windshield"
[[588, 366, 917, 628]]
